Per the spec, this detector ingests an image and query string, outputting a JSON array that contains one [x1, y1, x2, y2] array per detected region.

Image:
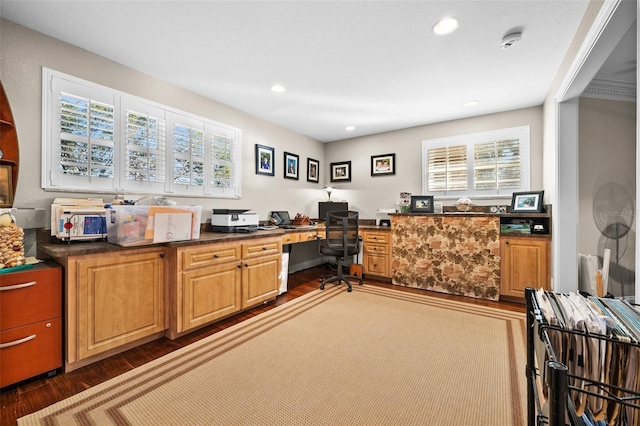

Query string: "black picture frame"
[[371, 153, 395, 176], [255, 144, 275, 176], [307, 158, 319, 183], [510, 190, 545, 213], [284, 152, 299, 180], [410, 195, 434, 213], [330, 161, 351, 182]]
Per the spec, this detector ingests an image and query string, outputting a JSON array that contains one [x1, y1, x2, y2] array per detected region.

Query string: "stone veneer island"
[[391, 214, 501, 301]]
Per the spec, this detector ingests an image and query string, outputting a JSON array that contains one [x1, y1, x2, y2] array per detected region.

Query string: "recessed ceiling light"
[[464, 100, 479, 107], [270, 85, 285, 93], [433, 17, 459, 35], [345, 126, 355, 131]]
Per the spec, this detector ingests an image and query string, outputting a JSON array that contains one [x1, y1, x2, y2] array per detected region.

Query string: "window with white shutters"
[[43, 68, 241, 199], [427, 145, 467, 191], [422, 126, 530, 198]]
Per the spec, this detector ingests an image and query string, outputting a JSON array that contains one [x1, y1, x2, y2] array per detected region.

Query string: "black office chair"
[[318, 210, 363, 292]]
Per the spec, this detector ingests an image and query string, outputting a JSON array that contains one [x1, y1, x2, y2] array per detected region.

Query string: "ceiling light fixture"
[[270, 85, 285, 93], [463, 100, 479, 107], [345, 126, 355, 131], [433, 17, 459, 35]]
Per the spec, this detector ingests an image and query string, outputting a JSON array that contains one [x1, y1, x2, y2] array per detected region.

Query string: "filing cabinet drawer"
[[364, 253, 389, 277], [364, 243, 389, 255], [182, 244, 241, 270], [1, 265, 62, 330], [0, 317, 62, 388], [242, 238, 282, 258], [363, 232, 390, 244]]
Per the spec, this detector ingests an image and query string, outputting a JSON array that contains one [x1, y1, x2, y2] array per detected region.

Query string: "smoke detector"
[[501, 32, 522, 49]]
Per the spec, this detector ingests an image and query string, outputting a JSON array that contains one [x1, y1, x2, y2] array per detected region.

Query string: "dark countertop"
[[38, 225, 391, 258]]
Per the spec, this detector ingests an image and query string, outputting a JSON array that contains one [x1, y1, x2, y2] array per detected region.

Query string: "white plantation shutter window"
[[122, 102, 167, 194], [43, 68, 241, 199], [422, 126, 530, 198], [173, 123, 205, 187], [427, 145, 467, 191], [474, 139, 521, 190], [45, 76, 118, 191], [209, 124, 239, 195]]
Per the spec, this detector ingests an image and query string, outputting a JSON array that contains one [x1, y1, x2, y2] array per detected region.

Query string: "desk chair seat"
[[318, 210, 363, 292]]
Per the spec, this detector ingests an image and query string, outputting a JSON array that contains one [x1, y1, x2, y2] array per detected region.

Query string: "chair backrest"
[[324, 210, 359, 255]]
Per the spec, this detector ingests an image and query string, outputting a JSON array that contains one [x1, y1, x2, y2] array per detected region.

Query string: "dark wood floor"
[[0, 267, 524, 426]]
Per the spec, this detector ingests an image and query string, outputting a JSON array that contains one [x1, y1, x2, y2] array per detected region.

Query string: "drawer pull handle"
[[0, 334, 36, 349], [262, 247, 267, 250], [1, 281, 36, 291], [213, 254, 220, 258]]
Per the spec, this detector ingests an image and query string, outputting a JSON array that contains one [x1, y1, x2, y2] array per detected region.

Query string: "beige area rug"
[[19, 285, 527, 426]]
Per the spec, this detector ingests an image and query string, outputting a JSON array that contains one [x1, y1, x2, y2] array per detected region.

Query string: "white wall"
[[579, 96, 636, 296], [0, 19, 326, 224], [323, 107, 544, 221]]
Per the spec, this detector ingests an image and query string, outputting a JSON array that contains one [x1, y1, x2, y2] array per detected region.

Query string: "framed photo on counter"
[[410, 195, 434, 213], [510, 191, 544, 213]]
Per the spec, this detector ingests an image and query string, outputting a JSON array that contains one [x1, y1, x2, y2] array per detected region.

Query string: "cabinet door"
[[77, 251, 165, 360], [181, 262, 242, 332], [500, 237, 550, 298], [241, 254, 281, 308]]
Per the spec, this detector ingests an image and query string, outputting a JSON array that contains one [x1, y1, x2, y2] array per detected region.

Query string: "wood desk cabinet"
[[170, 236, 282, 338], [361, 229, 391, 279], [0, 263, 62, 387], [61, 248, 166, 371], [500, 236, 550, 299]]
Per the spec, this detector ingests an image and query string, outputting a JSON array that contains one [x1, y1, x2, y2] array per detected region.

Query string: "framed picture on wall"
[[371, 153, 395, 176], [307, 158, 319, 183], [255, 144, 275, 176], [284, 152, 299, 180], [330, 161, 351, 182], [0, 165, 13, 208], [510, 190, 545, 213]]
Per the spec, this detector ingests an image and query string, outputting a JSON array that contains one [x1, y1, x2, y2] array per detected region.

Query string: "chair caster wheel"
[[347, 287, 352, 292], [320, 284, 325, 290]]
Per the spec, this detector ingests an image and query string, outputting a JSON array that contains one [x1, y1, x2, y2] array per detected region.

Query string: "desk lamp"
[[322, 186, 335, 202]]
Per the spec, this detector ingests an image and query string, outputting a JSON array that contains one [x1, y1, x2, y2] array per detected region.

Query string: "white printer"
[[210, 209, 259, 233]]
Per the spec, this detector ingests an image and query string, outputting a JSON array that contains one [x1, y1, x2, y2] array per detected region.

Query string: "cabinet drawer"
[[364, 253, 389, 277], [364, 243, 389, 255], [0, 317, 62, 388], [298, 231, 319, 242], [242, 238, 282, 259], [182, 244, 241, 270], [363, 232, 390, 244], [1, 266, 62, 329], [282, 233, 300, 244]]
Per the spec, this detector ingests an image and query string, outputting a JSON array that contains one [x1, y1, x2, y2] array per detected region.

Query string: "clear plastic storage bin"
[[106, 205, 202, 246]]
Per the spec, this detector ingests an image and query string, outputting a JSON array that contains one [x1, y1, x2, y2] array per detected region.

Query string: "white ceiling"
[[1, 1, 593, 142]]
